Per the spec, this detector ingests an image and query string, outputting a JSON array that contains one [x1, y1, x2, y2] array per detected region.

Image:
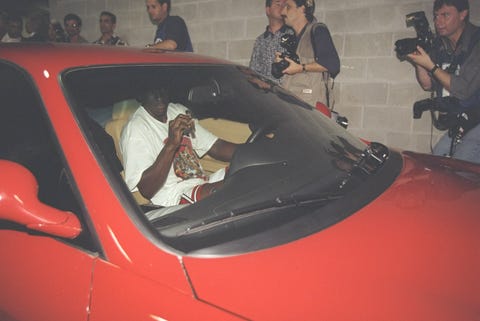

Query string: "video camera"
[[413, 96, 477, 134], [271, 34, 300, 79], [395, 11, 435, 56], [413, 97, 459, 119]]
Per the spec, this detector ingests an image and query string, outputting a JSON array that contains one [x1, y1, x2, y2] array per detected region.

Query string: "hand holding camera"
[[271, 34, 300, 79], [394, 11, 436, 57], [406, 45, 436, 72]]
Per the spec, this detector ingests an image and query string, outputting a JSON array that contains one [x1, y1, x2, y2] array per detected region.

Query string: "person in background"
[[250, 0, 294, 84], [23, 10, 49, 42], [89, 12, 127, 127], [64, 13, 88, 43], [145, 0, 193, 51], [120, 88, 238, 206], [93, 11, 127, 46], [405, 0, 480, 163], [48, 20, 66, 42], [2, 14, 23, 42], [276, 0, 340, 108]]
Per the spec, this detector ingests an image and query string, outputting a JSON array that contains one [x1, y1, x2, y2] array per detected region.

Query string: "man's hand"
[[282, 57, 302, 75], [407, 46, 435, 71], [407, 45, 452, 92], [167, 113, 196, 147], [274, 51, 283, 63]]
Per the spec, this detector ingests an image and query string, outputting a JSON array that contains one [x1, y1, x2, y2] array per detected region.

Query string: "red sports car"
[[0, 43, 479, 321]]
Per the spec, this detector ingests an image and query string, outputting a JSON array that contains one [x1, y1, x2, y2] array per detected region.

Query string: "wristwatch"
[[429, 64, 440, 76], [302, 64, 306, 73]]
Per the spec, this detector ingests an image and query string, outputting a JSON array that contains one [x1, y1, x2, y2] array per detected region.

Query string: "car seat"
[[104, 99, 150, 205]]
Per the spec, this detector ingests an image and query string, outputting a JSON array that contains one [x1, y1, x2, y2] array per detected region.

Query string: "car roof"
[[0, 42, 233, 70]]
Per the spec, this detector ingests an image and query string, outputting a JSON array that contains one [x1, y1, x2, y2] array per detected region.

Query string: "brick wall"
[[49, 0, 480, 153]]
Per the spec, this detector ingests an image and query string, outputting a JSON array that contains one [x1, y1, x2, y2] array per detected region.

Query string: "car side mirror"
[[0, 160, 82, 239]]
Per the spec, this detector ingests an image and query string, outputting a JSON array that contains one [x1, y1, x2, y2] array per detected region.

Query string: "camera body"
[[413, 96, 469, 132], [413, 96, 462, 119], [271, 33, 300, 79], [395, 11, 435, 56]]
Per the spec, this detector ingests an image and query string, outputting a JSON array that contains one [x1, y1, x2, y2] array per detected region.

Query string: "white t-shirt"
[[1, 34, 21, 43], [120, 103, 218, 206]]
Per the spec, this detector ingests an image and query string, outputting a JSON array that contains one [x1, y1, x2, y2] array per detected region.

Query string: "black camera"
[[413, 96, 468, 131], [271, 33, 300, 79], [413, 96, 462, 119], [413, 96, 480, 142], [395, 11, 435, 56]]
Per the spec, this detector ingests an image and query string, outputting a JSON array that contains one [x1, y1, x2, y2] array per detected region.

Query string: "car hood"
[[182, 151, 480, 321]]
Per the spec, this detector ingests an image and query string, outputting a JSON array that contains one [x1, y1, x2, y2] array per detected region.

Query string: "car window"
[[0, 62, 97, 252], [63, 64, 402, 256]]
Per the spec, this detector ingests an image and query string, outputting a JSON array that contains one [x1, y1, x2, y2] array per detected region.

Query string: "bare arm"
[[207, 139, 238, 162], [408, 46, 452, 92], [149, 39, 178, 50], [414, 64, 434, 91]]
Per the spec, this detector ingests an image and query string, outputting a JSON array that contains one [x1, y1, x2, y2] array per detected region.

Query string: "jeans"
[[433, 123, 480, 164]]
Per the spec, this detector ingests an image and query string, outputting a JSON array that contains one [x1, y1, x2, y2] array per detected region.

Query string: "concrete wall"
[[48, 0, 480, 153]]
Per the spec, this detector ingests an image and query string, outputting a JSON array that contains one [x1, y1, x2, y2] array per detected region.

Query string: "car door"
[[0, 62, 97, 321]]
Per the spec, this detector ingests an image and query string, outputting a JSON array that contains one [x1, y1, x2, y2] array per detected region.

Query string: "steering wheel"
[[247, 123, 273, 143]]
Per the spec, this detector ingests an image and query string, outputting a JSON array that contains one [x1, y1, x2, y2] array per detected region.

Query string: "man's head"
[[26, 11, 49, 35], [99, 11, 116, 35], [146, 0, 170, 25], [64, 13, 82, 38], [282, 0, 315, 28], [433, 0, 469, 40], [266, 0, 287, 23], [138, 88, 170, 121], [434, 0, 469, 16], [7, 15, 23, 39]]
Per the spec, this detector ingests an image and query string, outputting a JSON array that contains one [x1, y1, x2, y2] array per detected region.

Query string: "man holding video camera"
[[276, 0, 340, 108], [407, 0, 480, 163]]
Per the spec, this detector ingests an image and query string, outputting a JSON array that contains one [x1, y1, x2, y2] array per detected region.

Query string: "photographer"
[[276, 0, 340, 108], [406, 0, 480, 163]]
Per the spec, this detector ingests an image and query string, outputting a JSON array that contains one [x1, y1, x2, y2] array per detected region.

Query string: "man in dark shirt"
[[93, 11, 128, 46], [63, 13, 88, 43], [406, 0, 480, 163], [145, 0, 193, 51], [249, 0, 294, 84]]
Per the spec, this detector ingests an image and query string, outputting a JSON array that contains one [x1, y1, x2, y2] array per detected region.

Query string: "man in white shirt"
[[120, 88, 238, 206]]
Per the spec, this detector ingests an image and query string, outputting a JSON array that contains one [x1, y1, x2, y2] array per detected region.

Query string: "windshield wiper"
[[178, 194, 343, 236]]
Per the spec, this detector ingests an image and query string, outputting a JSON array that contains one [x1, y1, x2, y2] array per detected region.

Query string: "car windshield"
[[63, 64, 402, 255]]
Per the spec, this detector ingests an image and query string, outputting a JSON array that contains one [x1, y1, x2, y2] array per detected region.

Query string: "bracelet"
[[429, 64, 440, 76], [302, 63, 306, 73]]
